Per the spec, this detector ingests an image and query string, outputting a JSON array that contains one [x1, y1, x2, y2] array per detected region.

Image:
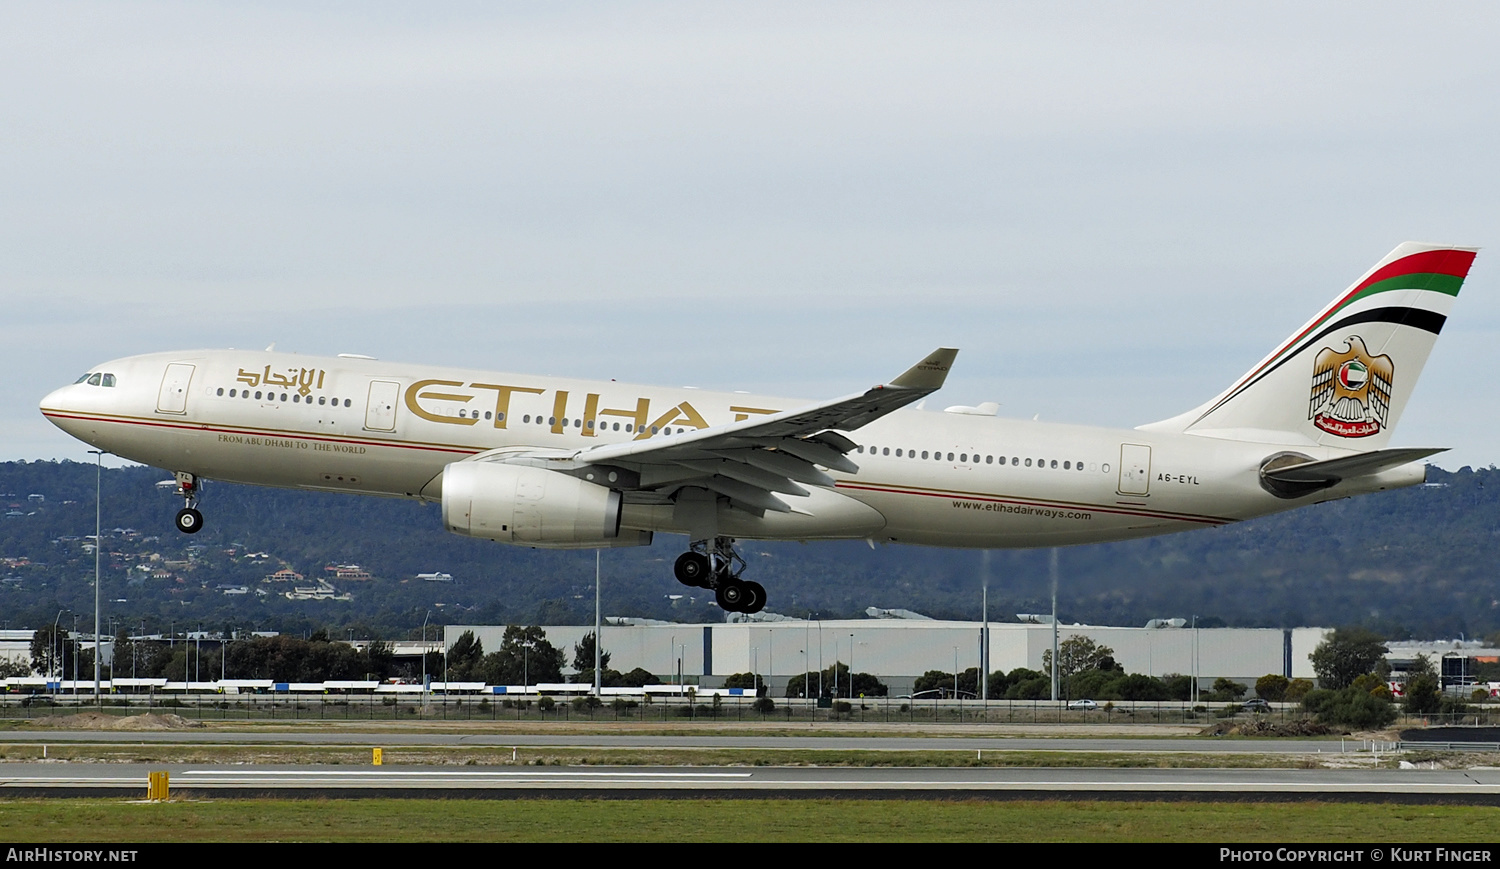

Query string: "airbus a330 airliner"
[[40, 242, 1476, 613]]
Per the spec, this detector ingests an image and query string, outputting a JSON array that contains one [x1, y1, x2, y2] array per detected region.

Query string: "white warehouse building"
[[447, 620, 1329, 697]]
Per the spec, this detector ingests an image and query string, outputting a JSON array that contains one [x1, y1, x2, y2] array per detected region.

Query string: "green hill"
[[0, 460, 1494, 639]]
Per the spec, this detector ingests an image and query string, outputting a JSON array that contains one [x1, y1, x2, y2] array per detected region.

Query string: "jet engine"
[[440, 461, 649, 549]]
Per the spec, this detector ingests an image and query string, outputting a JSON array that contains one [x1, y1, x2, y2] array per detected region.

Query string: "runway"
[[0, 763, 1496, 802]]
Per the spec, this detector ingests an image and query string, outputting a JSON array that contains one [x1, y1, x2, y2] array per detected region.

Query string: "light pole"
[[849, 633, 855, 699], [803, 618, 810, 700], [421, 610, 431, 704], [817, 617, 824, 698], [89, 450, 104, 703], [1050, 548, 1060, 702], [981, 550, 990, 702], [1191, 615, 1199, 705], [594, 549, 602, 698], [51, 610, 64, 685]]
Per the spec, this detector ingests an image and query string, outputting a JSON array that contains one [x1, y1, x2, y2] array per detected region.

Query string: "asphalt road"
[[0, 730, 1370, 754], [0, 763, 1494, 802], [0, 727, 1472, 801]]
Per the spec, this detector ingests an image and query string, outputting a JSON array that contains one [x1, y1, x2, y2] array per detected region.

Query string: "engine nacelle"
[[442, 461, 644, 549]]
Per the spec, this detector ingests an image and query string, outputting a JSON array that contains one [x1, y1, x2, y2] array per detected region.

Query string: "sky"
[[6, 2, 1500, 469]]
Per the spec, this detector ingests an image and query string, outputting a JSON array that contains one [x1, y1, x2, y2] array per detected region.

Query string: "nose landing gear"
[[673, 537, 766, 614], [172, 472, 203, 534]]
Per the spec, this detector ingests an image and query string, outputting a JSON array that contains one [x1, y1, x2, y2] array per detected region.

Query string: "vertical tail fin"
[[1141, 242, 1478, 447]]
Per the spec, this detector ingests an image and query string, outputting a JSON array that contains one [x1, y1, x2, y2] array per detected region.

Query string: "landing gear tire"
[[716, 580, 748, 611], [674, 552, 711, 587], [742, 581, 767, 614], [175, 507, 203, 534]]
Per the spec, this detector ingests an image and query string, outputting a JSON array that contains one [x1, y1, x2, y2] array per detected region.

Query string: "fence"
[[2, 693, 1496, 727]]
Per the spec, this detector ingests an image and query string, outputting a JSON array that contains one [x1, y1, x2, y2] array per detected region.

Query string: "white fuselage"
[[40, 349, 1424, 549]]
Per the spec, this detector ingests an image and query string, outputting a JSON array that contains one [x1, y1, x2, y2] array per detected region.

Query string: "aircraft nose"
[[39, 385, 73, 415], [39, 383, 89, 439]]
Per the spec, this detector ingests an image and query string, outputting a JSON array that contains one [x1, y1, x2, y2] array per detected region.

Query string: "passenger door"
[[1117, 443, 1152, 496], [156, 363, 196, 414], [364, 381, 400, 432]]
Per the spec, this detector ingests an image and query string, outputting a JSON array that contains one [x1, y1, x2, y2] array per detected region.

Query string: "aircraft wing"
[[1262, 447, 1446, 484], [567, 348, 958, 515]]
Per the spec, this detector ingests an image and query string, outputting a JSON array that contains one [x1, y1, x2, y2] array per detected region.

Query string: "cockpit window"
[[86, 373, 102, 386], [101, 374, 116, 387], [75, 373, 91, 384]]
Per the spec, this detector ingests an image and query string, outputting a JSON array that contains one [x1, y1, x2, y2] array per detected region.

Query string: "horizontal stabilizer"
[[1263, 447, 1446, 484]]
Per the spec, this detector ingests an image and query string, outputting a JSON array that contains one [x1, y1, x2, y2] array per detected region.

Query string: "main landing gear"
[[674, 537, 766, 614], [172, 472, 203, 535]]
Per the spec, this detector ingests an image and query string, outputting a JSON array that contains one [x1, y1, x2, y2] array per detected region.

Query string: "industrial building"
[[447, 618, 1331, 697]]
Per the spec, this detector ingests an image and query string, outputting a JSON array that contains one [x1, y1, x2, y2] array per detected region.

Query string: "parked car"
[[1067, 699, 1098, 711], [1242, 698, 1272, 713]]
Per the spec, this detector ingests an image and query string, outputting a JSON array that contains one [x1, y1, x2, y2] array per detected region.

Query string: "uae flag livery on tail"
[[1142, 243, 1477, 449]]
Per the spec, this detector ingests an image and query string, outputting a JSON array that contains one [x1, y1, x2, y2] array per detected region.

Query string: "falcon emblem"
[[1308, 335, 1393, 438]]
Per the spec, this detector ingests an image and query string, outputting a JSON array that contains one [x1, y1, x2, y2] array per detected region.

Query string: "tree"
[[445, 631, 484, 681], [1255, 674, 1290, 702], [781, 664, 885, 699], [1115, 673, 1171, 701], [1003, 668, 1052, 700], [1041, 636, 1119, 679], [1285, 678, 1314, 702], [1161, 674, 1194, 701], [572, 632, 612, 673], [913, 669, 959, 695], [30, 625, 91, 680], [476, 625, 564, 685], [1403, 673, 1443, 714], [1209, 677, 1246, 701], [617, 667, 660, 688], [1308, 627, 1388, 689]]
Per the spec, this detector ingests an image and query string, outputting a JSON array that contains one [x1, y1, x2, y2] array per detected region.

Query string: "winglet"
[[889, 348, 958, 390]]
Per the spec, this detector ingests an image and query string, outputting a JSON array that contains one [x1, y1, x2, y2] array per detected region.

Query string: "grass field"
[[0, 797, 1494, 842]]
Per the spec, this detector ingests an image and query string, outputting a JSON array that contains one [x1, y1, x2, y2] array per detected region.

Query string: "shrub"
[[1209, 678, 1246, 702], [1303, 687, 1397, 729], [1255, 674, 1290, 702]]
